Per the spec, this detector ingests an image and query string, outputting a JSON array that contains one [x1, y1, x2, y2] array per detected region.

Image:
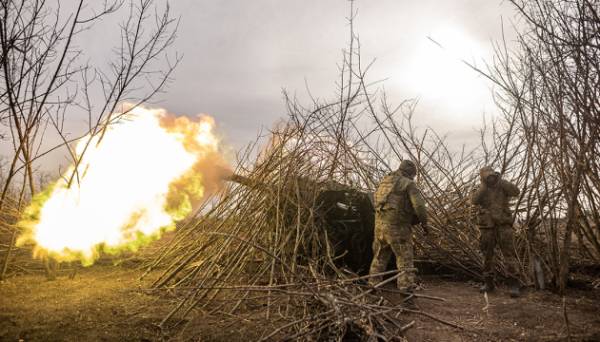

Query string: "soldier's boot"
[[479, 276, 495, 293], [402, 296, 417, 310], [400, 289, 417, 309], [508, 278, 521, 298], [368, 281, 382, 296], [398, 282, 418, 309]]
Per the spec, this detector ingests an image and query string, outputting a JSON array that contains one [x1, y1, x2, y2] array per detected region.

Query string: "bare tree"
[[0, 0, 179, 279], [488, 0, 600, 293]]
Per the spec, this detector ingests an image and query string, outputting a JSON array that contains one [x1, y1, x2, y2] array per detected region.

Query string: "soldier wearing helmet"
[[369, 160, 429, 294], [472, 166, 521, 297]]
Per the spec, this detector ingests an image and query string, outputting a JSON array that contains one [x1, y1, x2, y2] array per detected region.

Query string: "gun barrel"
[[225, 173, 261, 188]]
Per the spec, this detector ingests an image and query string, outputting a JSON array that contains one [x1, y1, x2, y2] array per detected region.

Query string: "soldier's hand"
[[485, 173, 500, 187]]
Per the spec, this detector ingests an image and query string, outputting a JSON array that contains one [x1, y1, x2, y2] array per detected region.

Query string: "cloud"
[[0, 0, 518, 172]]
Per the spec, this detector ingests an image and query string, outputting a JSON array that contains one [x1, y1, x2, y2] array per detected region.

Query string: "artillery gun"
[[225, 173, 375, 274]]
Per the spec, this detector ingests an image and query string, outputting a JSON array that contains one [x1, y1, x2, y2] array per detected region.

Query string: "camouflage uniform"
[[369, 160, 428, 291], [471, 166, 520, 292]]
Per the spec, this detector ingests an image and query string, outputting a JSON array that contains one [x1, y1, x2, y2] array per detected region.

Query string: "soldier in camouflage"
[[369, 160, 429, 292], [471, 166, 521, 297]]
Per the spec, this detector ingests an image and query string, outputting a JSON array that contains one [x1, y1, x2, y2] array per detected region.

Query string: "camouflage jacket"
[[471, 169, 520, 227], [374, 171, 428, 225]]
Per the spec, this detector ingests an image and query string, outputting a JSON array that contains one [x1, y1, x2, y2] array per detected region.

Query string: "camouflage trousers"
[[480, 225, 518, 279], [369, 216, 415, 290]]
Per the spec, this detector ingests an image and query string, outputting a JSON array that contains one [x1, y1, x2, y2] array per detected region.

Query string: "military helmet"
[[399, 160, 417, 178], [480, 166, 500, 185]]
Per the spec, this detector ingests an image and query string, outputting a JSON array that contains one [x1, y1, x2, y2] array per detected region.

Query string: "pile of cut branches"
[[143, 2, 600, 338], [142, 112, 458, 339], [141, 11, 473, 339]]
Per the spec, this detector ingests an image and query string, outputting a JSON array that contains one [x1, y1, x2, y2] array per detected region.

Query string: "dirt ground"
[[1, 266, 599, 341], [395, 276, 600, 342]]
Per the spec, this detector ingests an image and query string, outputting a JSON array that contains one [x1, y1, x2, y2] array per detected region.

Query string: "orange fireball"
[[18, 106, 228, 264]]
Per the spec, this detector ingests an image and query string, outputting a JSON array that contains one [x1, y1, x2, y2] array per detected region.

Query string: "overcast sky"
[[152, 0, 517, 146], [2, 0, 521, 173]]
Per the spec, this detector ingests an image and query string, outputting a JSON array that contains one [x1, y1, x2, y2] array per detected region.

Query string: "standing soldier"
[[369, 160, 429, 294], [472, 166, 521, 297]]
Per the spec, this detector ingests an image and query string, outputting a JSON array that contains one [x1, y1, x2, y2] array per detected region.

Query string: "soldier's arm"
[[500, 179, 520, 197], [408, 183, 428, 225], [471, 184, 487, 205]]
